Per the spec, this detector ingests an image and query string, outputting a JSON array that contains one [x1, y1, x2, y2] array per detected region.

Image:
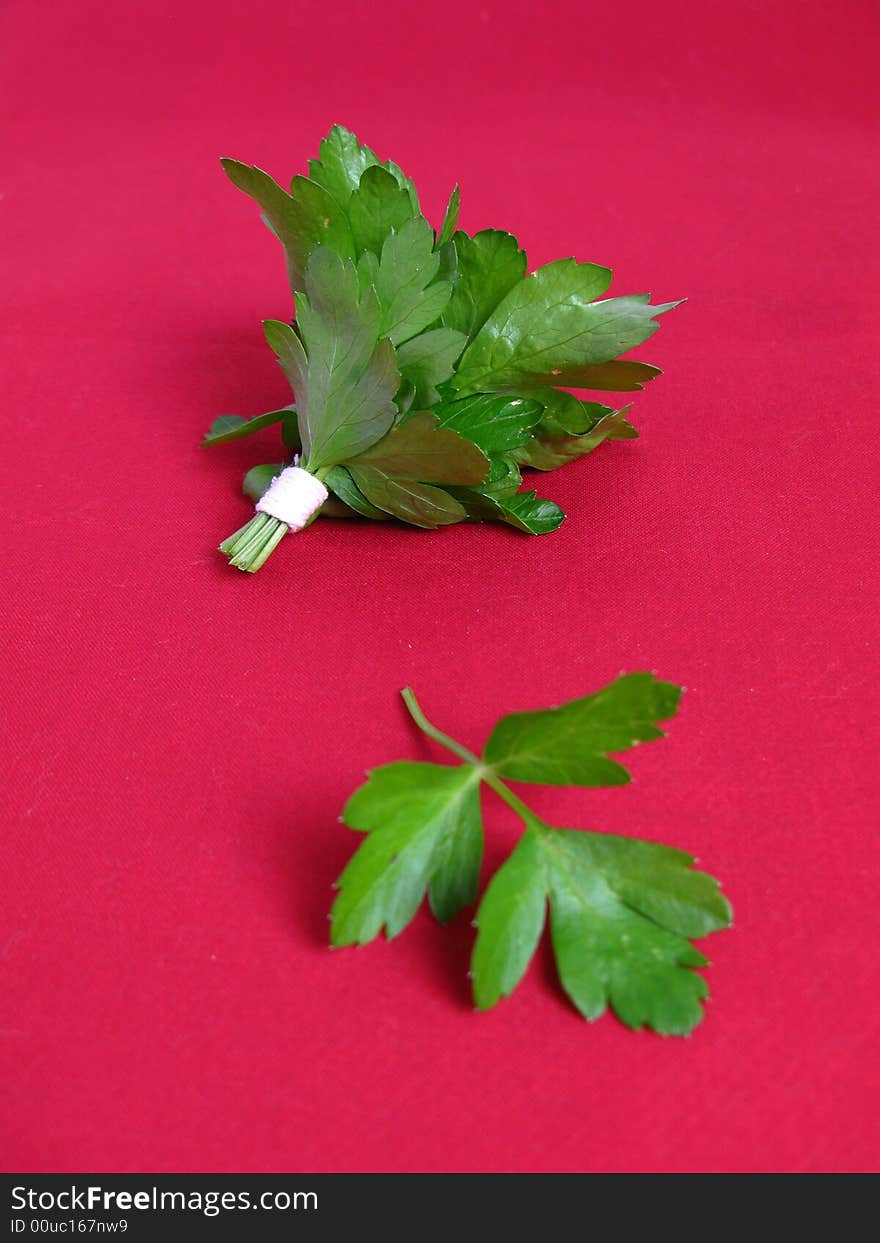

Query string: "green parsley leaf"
[[264, 248, 399, 471], [571, 360, 663, 391], [331, 761, 482, 943], [309, 124, 419, 211], [330, 681, 731, 1036], [347, 165, 417, 259], [346, 470, 467, 528], [494, 489, 566, 534], [517, 389, 610, 435], [543, 829, 730, 1035], [343, 411, 489, 485], [203, 407, 294, 445], [396, 327, 467, 407], [433, 393, 544, 454], [384, 161, 421, 213], [472, 825, 731, 1034], [435, 237, 457, 284], [339, 411, 488, 527], [477, 453, 523, 498], [241, 463, 284, 501], [323, 466, 390, 520], [452, 258, 679, 394], [513, 405, 638, 472], [445, 454, 566, 534], [442, 229, 527, 341], [307, 124, 383, 205], [471, 828, 547, 1008], [370, 217, 454, 346], [221, 160, 355, 294], [483, 673, 682, 786]]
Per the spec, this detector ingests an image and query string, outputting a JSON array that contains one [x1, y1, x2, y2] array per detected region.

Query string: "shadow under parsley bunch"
[[331, 675, 731, 1037], [208, 125, 681, 571]]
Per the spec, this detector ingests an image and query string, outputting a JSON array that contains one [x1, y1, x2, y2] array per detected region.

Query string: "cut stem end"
[[219, 512, 289, 572]]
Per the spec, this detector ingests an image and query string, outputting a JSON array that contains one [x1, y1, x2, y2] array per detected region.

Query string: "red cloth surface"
[[2, 0, 878, 1174]]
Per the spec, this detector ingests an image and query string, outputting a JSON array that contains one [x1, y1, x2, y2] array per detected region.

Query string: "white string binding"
[[255, 465, 328, 531]]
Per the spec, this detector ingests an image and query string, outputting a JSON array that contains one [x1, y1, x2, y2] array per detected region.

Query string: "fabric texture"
[[1, 0, 877, 1173]]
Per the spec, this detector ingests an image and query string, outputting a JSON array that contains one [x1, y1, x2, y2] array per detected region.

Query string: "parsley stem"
[[478, 769, 544, 830], [400, 687, 482, 766], [219, 462, 331, 571], [400, 687, 543, 830], [219, 512, 289, 572]]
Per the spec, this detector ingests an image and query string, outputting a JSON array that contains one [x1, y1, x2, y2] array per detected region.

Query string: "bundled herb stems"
[[207, 126, 679, 570]]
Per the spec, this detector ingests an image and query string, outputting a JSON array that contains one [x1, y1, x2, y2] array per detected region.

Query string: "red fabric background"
[[2, 0, 878, 1174]]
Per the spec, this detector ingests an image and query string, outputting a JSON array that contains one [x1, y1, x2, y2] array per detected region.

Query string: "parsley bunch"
[[332, 676, 731, 1036], [208, 126, 680, 570]]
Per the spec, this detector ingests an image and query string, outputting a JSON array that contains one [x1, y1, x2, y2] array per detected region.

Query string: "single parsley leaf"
[[483, 673, 682, 786], [442, 229, 527, 341], [330, 681, 731, 1036], [495, 490, 566, 534], [471, 825, 729, 1034], [221, 160, 355, 294], [471, 827, 547, 1008], [543, 828, 730, 1035], [331, 761, 482, 942], [452, 258, 679, 394], [264, 248, 399, 471]]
